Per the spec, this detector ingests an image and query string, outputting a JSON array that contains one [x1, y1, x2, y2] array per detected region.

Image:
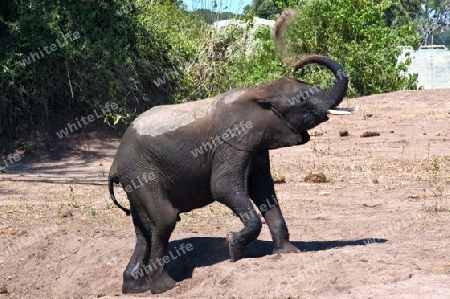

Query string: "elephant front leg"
[[212, 152, 262, 262], [261, 203, 300, 254], [223, 191, 263, 261], [249, 152, 300, 254]]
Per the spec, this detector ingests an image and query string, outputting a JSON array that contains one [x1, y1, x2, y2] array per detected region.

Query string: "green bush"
[[180, 20, 289, 102], [283, 0, 421, 97], [0, 0, 198, 142]]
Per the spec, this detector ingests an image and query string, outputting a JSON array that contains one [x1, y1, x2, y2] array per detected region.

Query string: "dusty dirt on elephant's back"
[[1, 89, 450, 299]]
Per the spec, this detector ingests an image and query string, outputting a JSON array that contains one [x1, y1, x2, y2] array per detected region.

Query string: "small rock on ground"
[[59, 207, 73, 218], [361, 131, 380, 137], [0, 285, 8, 294], [339, 130, 349, 137]]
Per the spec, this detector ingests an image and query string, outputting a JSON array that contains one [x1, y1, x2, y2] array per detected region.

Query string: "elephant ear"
[[213, 89, 302, 151]]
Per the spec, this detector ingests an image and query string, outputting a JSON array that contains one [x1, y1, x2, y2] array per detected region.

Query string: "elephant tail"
[[108, 174, 131, 216]]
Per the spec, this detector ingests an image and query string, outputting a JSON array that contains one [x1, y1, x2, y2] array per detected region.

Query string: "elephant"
[[108, 55, 348, 294]]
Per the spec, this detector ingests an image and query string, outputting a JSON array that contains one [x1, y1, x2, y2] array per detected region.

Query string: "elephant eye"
[[302, 111, 315, 119]]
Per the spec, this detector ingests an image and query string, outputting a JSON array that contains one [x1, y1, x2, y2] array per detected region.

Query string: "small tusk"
[[333, 106, 358, 111], [327, 110, 351, 115]]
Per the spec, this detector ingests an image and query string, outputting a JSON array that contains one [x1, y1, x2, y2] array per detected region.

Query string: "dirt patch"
[[0, 89, 449, 298], [304, 172, 329, 183]]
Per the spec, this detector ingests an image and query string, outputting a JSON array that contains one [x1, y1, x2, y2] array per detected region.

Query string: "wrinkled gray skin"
[[108, 55, 348, 294]]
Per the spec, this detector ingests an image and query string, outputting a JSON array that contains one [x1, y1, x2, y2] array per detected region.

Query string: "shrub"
[[0, 0, 198, 142], [283, 0, 421, 97]]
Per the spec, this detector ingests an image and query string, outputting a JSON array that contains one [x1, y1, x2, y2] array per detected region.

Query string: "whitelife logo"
[[55, 102, 118, 139], [131, 242, 193, 280], [0, 153, 21, 172]]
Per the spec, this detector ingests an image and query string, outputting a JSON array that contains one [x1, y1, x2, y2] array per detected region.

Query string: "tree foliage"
[[383, 0, 422, 27], [0, 0, 197, 141], [0, 0, 429, 145], [283, 0, 421, 97], [380, 0, 450, 46], [244, 0, 280, 19], [418, 0, 450, 46], [182, 23, 288, 101]]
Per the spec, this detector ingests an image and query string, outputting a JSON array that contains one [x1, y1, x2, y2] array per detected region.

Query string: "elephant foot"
[[122, 269, 176, 294], [149, 272, 177, 294], [226, 232, 243, 262], [122, 272, 151, 294], [273, 241, 300, 254]]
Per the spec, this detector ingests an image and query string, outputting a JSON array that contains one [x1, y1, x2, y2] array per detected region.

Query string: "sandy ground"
[[0, 89, 449, 299]]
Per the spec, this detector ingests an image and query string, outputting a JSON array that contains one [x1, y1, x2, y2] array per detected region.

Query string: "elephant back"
[[132, 97, 218, 137]]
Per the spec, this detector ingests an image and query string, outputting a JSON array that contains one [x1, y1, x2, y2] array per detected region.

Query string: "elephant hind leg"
[[122, 207, 152, 294], [122, 189, 178, 294], [147, 213, 178, 294]]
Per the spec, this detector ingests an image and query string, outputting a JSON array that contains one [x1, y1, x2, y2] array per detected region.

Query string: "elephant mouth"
[[271, 106, 326, 142], [302, 110, 329, 130]]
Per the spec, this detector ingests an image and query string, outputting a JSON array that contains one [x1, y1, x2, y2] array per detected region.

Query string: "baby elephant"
[[108, 55, 348, 294]]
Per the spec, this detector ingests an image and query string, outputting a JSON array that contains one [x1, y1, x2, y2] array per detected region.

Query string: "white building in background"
[[212, 17, 275, 58], [398, 45, 450, 89]]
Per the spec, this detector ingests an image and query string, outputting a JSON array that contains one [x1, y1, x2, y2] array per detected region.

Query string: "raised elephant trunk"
[[293, 55, 348, 110]]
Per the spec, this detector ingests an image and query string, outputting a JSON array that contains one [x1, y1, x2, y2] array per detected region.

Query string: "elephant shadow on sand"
[[166, 237, 387, 282]]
